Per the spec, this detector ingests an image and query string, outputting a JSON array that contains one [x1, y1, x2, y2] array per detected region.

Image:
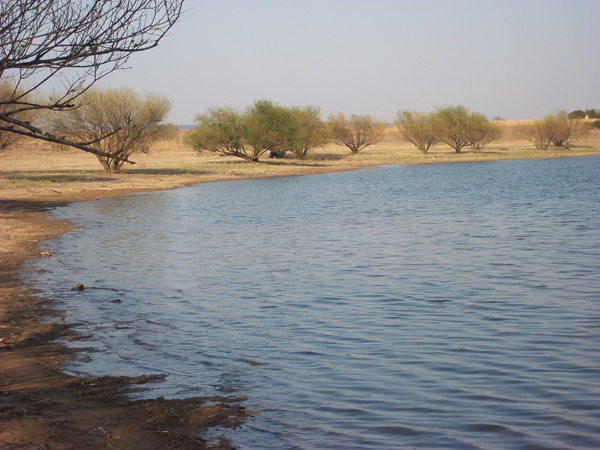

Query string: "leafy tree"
[[432, 105, 500, 153], [466, 113, 502, 150], [327, 113, 386, 154], [184, 106, 253, 161], [158, 123, 183, 142], [244, 100, 295, 159], [185, 101, 325, 162], [585, 109, 598, 119], [185, 100, 288, 162], [568, 110, 586, 120], [245, 102, 325, 159], [49, 88, 171, 173], [0, 0, 184, 164], [432, 105, 474, 153], [286, 106, 327, 160], [395, 110, 440, 154]]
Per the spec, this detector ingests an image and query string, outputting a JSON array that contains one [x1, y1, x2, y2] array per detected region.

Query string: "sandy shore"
[[1, 131, 599, 449]]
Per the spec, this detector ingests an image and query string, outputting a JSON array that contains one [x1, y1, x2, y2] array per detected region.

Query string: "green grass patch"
[[1, 172, 116, 185]]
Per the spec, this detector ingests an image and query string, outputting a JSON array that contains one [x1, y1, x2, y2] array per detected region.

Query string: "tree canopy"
[[286, 106, 327, 160], [396, 107, 500, 153], [327, 113, 386, 154], [185, 100, 325, 162], [395, 110, 440, 154], [48, 88, 171, 173], [432, 105, 473, 153]]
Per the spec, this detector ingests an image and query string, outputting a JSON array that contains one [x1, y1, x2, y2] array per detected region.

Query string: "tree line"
[[568, 109, 600, 120], [1, 85, 594, 172], [183, 100, 389, 162], [396, 106, 502, 154], [0, 1, 596, 174], [184, 102, 504, 162]]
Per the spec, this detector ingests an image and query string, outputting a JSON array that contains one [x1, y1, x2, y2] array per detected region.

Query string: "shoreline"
[[0, 198, 250, 449], [1, 141, 599, 448]]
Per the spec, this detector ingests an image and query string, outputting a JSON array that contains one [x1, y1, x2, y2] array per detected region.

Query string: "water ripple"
[[27, 156, 600, 449]]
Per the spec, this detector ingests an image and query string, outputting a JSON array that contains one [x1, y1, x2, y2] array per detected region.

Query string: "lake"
[[27, 156, 600, 449]]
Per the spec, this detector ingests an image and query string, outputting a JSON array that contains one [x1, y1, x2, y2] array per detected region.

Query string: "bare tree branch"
[[0, 0, 185, 160], [0, 112, 133, 164]]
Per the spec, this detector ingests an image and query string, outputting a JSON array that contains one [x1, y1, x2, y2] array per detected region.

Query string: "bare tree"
[[327, 113, 386, 154], [517, 121, 552, 150], [0, 0, 184, 164], [517, 111, 589, 150], [545, 110, 589, 148]]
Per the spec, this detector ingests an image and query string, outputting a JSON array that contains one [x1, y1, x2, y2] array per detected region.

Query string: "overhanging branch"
[[0, 114, 135, 165], [0, 0, 185, 163]]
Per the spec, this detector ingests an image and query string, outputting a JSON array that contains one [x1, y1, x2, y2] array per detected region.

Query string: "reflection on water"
[[28, 156, 600, 449]]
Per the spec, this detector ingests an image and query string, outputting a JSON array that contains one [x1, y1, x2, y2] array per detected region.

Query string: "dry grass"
[[2, 123, 599, 203]]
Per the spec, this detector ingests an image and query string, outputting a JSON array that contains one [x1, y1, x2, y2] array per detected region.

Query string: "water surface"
[[28, 157, 600, 449]]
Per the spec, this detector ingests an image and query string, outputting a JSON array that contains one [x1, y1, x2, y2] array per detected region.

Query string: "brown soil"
[[1, 131, 599, 449]]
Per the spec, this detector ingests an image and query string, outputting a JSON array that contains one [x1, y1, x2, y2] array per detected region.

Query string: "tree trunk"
[[98, 156, 123, 173]]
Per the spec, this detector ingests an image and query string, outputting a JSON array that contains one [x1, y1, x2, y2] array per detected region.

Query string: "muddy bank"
[[0, 199, 249, 450]]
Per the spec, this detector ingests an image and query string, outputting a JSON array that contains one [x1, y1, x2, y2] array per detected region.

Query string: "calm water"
[[27, 157, 600, 449]]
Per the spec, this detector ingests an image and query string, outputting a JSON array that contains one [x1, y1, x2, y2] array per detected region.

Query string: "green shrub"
[[585, 109, 598, 119], [568, 110, 586, 120], [185, 100, 325, 162]]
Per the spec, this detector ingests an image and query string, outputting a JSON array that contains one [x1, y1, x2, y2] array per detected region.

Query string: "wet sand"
[[0, 197, 250, 449]]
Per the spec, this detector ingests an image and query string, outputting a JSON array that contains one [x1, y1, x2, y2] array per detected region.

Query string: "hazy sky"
[[98, 0, 600, 124]]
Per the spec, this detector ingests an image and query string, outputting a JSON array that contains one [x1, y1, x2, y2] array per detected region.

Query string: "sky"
[[97, 0, 600, 125]]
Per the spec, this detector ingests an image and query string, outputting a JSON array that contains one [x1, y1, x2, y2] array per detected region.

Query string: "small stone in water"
[[71, 283, 85, 291]]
